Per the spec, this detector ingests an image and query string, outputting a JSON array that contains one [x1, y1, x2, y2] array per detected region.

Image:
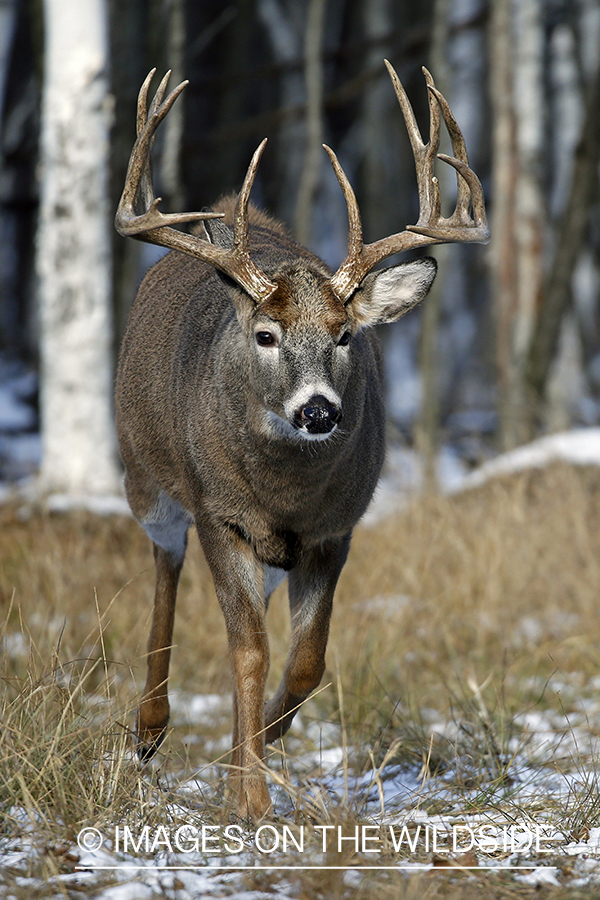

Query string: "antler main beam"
[[327, 61, 490, 303], [116, 64, 488, 308], [115, 69, 277, 304]]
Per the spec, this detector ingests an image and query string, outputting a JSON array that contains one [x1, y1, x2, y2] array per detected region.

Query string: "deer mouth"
[[265, 408, 340, 443]]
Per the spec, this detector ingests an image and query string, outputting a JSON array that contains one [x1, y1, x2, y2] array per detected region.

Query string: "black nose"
[[294, 394, 342, 435]]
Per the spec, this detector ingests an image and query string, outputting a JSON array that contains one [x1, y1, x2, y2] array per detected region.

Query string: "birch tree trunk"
[[490, 0, 545, 449], [37, 0, 120, 496]]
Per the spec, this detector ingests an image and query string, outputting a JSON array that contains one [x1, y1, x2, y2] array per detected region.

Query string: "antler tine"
[[428, 82, 471, 223], [328, 62, 490, 303], [323, 145, 363, 249], [421, 67, 442, 224], [147, 70, 173, 120], [384, 60, 424, 155], [387, 62, 442, 225], [406, 79, 488, 239], [135, 69, 179, 212], [115, 71, 277, 303], [233, 138, 267, 257], [438, 155, 488, 228], [136, 68, 155, 137], [117, 71, 220, 233]]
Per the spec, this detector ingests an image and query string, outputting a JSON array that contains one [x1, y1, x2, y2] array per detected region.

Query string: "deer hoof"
[[135, 719, 168, 762], [237, 782, 272, 822], [227, 770, 272, 821]]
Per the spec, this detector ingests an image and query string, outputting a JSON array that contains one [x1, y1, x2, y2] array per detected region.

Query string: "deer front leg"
[[195, 517, 271, 820], [226, 602, 271, 819], [264, 535, 350, 743], [137, 543, 183, 759]]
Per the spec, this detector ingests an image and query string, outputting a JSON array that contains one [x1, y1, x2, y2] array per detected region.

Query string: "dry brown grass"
[[332, 462, 600, 728], [2, 461, 600, 897], [2, 462, 600, 749]]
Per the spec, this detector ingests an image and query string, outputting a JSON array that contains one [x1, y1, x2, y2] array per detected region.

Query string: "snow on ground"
[[364, 427, 600, 524], [3, 690, 600, 896], [454, 427, 600, 492], [3, 364, 600, 895]]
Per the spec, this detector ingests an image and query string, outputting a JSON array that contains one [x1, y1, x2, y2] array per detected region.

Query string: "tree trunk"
[[526, 51, 600, 417], [161, 0, 186, 214], [0, 0, 18, 352], [294, 0, 326, 246], [359, 0, 391, 243], [37, 0, 120, 496], [490, 0, 545, 450], [258, 0, 306, 228]]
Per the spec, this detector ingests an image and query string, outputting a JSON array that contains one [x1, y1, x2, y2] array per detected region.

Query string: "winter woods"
[[0, 0, 599, 496]]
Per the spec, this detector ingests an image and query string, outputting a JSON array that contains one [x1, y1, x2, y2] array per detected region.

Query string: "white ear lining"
[[351, 258, 437, 326]]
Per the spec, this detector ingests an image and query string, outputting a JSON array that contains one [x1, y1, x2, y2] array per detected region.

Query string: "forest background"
[[0, 0, 599, 496]]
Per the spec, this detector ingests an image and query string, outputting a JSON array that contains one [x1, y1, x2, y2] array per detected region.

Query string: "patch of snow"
[[454, 428, 600, 492], [1, 632, 28, 659], [363, 444, 469, 525], [76, 846, 122, 870], [516, 866, 561, 887], [437, 444, 470, 492], [45, 492, 132, 517], [92, 884, 156, 900], [359, 594, 413, 616], [169, 693, 226, 723], [306, 746, 346, 769], [364, 428, 600, 526], [6, 738, 600, 897]]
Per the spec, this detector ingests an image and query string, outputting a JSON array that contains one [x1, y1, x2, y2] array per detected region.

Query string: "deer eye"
[[256, 330, 277, 347], [338, 331, 351, 347]]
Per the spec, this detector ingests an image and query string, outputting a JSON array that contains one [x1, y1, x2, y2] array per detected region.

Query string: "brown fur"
[[213, 194, 291, 235], [116, 108, 440, 823], [257, 275, 347, 334], [116, 203, 439, 820], [113, 64, 492, 820]]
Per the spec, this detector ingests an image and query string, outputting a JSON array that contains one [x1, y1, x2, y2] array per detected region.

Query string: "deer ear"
[[202, 218, 258, 320], [347, 257, 437, 327], [203, 218, 234, 249]]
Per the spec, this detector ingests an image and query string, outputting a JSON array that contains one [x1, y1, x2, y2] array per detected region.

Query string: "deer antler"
[[326, 61, 489, 303], [115, 69, 277, 303]]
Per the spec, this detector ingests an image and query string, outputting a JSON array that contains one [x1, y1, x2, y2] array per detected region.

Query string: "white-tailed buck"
[[115, 61, 488, 819]]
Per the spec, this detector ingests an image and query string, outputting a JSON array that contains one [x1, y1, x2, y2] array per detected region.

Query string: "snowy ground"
[[365, 427, 600, 523], [3, 684, 600, 897], [4, 356, 600, 894]]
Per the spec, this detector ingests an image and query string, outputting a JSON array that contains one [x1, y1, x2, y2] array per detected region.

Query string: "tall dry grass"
[[2, 463, 600, 757], [1, 461, 600, 897]]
